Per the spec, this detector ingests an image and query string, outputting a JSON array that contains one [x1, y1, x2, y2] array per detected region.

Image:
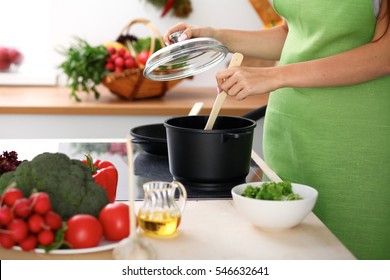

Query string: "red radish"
[[7, 219, 28, 243], [7, 48, 23, 65], [117, 48, 126, 57], [0, 47, 11, 71], [0, 206, 13, 226], [105, 62, 114, 70], [3, 188, 24, 207], [29, 192, 52, 215], [107, 46, 116, 55], [0, 60, 11, 71], [27, 214, 45, 233], [44, 211, 62, 230], [12, 198, 31, 218], [0, 233, 15, 249], [114, 57, 124, 67], [37, 230, 54, 246], [19, 235, 37, 251], [136, 50, 151, 66], [125, 58, 137, 69], [124, 52, 131, 59]]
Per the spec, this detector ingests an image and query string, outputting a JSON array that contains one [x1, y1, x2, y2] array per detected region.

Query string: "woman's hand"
[[163, 22, 214, 45], [216, 66, 282, 100]]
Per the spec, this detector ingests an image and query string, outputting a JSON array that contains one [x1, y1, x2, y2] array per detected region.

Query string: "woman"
[[164, 0, 390, 260]]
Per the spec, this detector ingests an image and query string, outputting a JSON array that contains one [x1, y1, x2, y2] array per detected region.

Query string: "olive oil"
[[138, 210, 181, 236]]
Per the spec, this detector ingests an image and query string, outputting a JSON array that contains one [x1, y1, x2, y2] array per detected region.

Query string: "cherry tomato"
[[98, 203, 129, 241], [65, 214, 103, 249]]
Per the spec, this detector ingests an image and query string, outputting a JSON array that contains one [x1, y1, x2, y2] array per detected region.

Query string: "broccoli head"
[[0, 152, 109, 220]]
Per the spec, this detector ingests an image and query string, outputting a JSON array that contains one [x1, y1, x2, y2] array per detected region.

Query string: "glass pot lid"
[[143, 32, 229, 81]]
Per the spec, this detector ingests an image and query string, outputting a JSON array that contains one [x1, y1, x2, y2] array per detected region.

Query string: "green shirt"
[[264, 0, 390, 259]]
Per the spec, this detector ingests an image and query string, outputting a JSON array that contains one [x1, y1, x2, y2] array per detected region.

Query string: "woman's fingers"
[[216, 68, 243, 97], [216, 67, 274, 100], [164, 23, 194, 45]]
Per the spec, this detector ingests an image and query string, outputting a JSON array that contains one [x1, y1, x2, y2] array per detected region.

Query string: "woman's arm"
[[164, 21, 288, 61], [217, 1, 390, 100]]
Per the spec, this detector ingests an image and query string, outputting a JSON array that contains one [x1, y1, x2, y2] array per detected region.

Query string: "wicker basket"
[[102, 18, 184, 100]]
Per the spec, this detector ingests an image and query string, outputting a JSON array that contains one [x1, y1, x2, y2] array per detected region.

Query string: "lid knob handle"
[[168, 31, 184, 43]]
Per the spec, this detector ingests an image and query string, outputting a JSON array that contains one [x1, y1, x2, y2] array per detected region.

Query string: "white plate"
[[13, 239, 118, 255]]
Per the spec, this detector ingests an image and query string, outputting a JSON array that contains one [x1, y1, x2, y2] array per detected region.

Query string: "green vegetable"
[[0, 152, 109, 220], [242, 181, 302, 201], [133, 37, 163, 54], [58, 37, 110, 102]]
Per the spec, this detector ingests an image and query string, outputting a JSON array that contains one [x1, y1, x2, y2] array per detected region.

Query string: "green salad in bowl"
[[241, 181, 302, 201], [231, 181, 318, 231]]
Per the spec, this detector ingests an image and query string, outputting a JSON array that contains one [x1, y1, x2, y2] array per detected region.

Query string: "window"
[[0, 0, 56, 85]]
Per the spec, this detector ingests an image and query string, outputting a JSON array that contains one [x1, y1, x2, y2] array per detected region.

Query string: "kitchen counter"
[[0, 85, 269, 116], [0, 138, 355, 260], [0, 86, 268, 155]]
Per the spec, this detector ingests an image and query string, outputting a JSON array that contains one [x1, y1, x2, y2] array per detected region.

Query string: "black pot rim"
[[164, 115, 256, 133], [130, 123, 167, 143]]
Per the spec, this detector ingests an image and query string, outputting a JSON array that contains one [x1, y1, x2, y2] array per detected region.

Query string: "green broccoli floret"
[[0, 152, 109, 220]]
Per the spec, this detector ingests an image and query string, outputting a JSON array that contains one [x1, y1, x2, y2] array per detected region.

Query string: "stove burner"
[[134, 149, 259, 199]]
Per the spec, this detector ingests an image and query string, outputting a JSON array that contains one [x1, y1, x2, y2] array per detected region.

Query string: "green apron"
[[265, 0, 390, 259]]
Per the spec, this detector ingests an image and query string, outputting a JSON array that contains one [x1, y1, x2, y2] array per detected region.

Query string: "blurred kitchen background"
[[0, 0, 265, 87]]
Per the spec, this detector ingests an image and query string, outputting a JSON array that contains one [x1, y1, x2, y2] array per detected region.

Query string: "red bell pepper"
[[161, 0, 176, 17], [83, 154, 118, 203]]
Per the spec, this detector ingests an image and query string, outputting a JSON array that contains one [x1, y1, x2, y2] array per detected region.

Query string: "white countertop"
[[0, 199, 355, 260], [0, 139, 355, 260]]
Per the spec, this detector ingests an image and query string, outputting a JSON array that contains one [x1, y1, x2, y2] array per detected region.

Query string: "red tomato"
[[98, 203, 130, 241], [136, 50, 150, 66], [65, 214, 103, 249]]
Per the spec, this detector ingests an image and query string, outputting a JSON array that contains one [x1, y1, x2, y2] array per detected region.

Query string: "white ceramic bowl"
[[231, 182, 318, 231]]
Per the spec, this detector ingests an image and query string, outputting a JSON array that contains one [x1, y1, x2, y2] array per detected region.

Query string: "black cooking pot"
[[130, 105, 266, 156], [164, 115, 256, 190], [130, 123, 168, 156]]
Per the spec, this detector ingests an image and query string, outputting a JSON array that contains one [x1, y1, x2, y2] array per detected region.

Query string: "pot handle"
[[131, 138, 151, 144], [222, 131, 252, 141]]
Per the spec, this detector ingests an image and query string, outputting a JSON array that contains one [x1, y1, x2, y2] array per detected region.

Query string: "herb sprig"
[[58, 37, 110, 102]]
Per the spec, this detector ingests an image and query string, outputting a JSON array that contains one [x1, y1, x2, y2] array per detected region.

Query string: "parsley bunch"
[[58, 37, 110, 102]]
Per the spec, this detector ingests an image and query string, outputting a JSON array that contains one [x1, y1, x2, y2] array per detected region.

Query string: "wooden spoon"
[[251, 150, 283, 183], [188, 102, 204, 116], [204, 53, 244, 130]]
